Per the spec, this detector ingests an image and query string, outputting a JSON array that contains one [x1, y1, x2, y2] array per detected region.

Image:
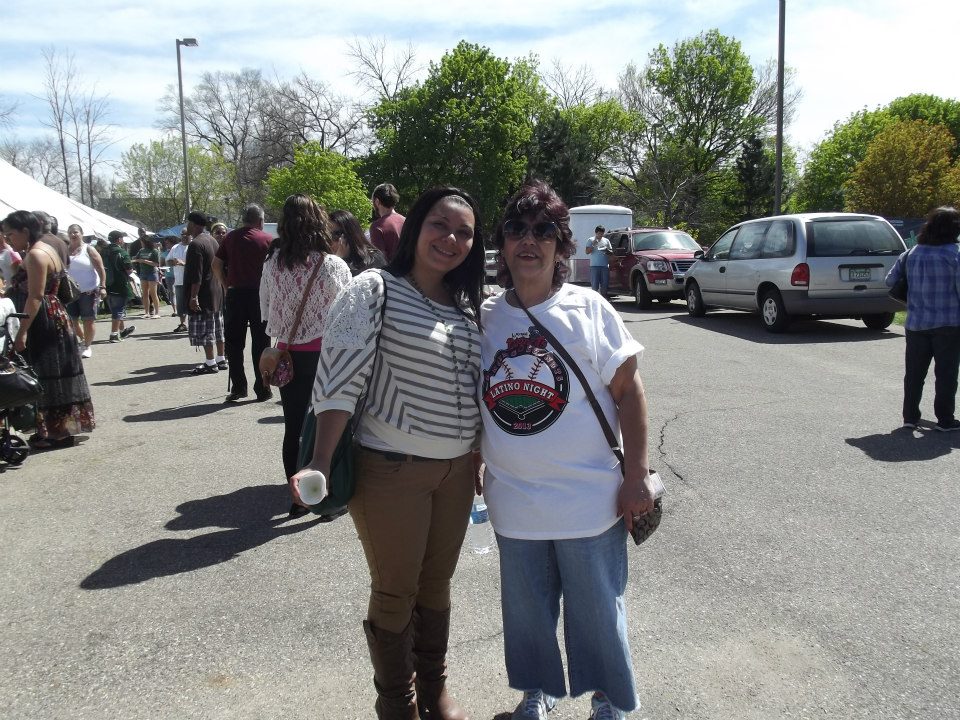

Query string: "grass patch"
[[894, 311, 906, 326]]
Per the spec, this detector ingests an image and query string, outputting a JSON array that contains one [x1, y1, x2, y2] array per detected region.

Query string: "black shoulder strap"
[[511, 290, 625, 475]]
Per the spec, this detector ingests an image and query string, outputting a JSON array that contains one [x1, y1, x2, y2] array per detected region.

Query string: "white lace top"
[[259, 252, 352, 344], [313, 270, 481, 458]]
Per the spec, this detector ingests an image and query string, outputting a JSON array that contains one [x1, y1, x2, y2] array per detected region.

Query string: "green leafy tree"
[[611, 30, 796, 228], [844, 119, 960, 217], [265, 142, 371, 222], [796, 94, 960, 211], [525, 101, 631, 206], [114, 139, 233, 229], [365, 41, 549, 229]]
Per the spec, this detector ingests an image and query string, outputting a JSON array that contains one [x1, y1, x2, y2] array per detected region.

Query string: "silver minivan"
[[684, 213, 907, 332]]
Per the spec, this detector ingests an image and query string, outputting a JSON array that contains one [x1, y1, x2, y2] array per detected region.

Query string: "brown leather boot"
[[363, 620, 419, 720], [412, 606, 469, 720]]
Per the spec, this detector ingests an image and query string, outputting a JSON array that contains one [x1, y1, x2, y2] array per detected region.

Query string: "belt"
[[359, 447, 447, 463]]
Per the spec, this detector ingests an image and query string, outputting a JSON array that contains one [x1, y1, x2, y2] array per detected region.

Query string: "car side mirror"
[[694, 250, 704, 259], [613, 247, 628, 257]]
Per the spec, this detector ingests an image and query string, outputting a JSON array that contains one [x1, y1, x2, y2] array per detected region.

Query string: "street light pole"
[[176, 38, 198, 222], [774, 0, 785, 214]]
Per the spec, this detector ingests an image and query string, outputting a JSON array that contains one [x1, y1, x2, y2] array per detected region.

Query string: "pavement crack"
[[657, 413, 686, 483]]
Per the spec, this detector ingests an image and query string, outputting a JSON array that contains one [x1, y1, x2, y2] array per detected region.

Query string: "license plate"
[[848, 268, 871, 281]]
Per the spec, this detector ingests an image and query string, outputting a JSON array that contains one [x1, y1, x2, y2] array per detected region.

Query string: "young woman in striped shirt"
[[293, 186, 485, 720]]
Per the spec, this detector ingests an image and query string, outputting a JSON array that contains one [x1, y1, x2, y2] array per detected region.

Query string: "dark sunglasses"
[[502, 219, 559, 242]]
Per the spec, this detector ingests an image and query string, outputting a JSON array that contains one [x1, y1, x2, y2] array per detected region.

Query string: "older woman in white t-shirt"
[[65, 224, 106, 358], [479, 180, 655, 720]]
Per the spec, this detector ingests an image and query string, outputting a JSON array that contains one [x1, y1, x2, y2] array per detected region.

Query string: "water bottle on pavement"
[[467, 495, 495, 554]]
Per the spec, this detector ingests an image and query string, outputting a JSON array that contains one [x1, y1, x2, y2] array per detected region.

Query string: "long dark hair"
[[492, 179, 575, 290], [269, 194, 334, 269], [386, 186, 485, 324], [2, 210, 42, 245], [917, 206, 960, 246], [329, 209, 384, 274]]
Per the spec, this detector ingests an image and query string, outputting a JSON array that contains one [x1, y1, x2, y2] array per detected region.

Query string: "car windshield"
[[806, 219, 903, 257], [634, 232, 701, 252]]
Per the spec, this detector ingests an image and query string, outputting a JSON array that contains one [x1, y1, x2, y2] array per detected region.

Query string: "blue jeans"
[[590, 266, 609, 294], [496, 521, 638, 712]]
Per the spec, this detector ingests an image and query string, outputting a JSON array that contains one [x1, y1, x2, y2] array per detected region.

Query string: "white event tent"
[[0, 158, 140, 240]]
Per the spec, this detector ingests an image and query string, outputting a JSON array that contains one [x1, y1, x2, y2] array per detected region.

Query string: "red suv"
[[606, 228, 704, 308]]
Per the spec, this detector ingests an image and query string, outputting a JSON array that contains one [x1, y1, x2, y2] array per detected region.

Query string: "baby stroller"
[[0, 313, 40, 469]]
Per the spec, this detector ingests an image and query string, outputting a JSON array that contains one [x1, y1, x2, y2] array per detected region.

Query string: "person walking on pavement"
[[65, 223, 107, 358], [183, 212, 226, 375], [214, 204, 274, 403], [101, 230, 136, 343], [369, 183, 405, 263], [886, 206, 960, 432], [165, 229, 191, 332]]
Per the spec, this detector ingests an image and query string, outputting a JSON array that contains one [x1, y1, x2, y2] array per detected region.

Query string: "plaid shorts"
[[188, 311, 224, 347]]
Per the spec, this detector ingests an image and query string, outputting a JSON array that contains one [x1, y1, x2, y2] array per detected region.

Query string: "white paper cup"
[[298, 470, 328, 506]]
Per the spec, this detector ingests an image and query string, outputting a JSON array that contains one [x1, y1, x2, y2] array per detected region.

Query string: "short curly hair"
[[492, 180, 576, 290]]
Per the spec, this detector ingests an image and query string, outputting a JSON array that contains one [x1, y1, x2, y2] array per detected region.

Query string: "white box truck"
[[568, 205, 633, 283]]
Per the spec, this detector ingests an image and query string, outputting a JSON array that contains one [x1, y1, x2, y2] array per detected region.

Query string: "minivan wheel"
[[862, 312, 895, 330], [633, 277, 653, 309], [760, 289, 791, 332], [686, 282, 706, 317]]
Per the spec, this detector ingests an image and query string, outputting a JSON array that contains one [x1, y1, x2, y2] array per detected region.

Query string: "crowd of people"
[[6, 183, 956, 720]]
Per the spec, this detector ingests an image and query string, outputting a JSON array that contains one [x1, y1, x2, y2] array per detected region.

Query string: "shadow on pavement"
[[673, 313, 902, 345], [257, 415, 284, 424], [92, 363, 197, 387], [81, 484, 320, 589], [123, 398, 231, 422], [845, 424, 959, 461]]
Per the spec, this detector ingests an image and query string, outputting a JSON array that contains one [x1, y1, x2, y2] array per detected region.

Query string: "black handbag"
[[56, 271, 82, 305], [888, 248, 913, 305], [0, 352, 43, 410], [513, 290, 663, 544], [296, 272, 389, 517]]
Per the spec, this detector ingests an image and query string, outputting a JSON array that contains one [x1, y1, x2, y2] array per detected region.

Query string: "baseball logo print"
[[482, 327, 569, 435]]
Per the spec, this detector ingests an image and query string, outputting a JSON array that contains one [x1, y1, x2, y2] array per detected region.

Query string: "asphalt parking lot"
[[1, 301, 957, 720]]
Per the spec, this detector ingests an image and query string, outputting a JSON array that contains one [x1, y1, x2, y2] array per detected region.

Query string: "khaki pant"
[[350, 447, 475, 634]]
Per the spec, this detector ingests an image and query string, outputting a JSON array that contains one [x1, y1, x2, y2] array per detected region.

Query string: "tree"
[[844, 119, 960, 217], [38, 47, 78, 199], [541, 59, 602, 109], [366, 41, 549, 230], [265, 142, 371, 222], [269, 72, 365, 158], [1, 137, 63, 189], [0, 97, 17, 129], [346, 37, 419, 102], [726, 134, 775, 220], [610, 30, 797, 227], [159, 68, 280, 208], [526, 100, 632, 206], [114, 139, 234, 229], [796, 94, 960, 212]]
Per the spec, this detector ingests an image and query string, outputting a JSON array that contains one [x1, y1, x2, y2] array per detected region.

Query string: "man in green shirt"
[[102, 230, 136, 342]]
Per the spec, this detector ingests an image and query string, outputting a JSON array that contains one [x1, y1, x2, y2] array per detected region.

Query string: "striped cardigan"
[[312, 270, 481, 458]]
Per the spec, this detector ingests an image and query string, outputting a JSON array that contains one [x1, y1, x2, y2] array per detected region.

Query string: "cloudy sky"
[[3, 0, 958, 173]]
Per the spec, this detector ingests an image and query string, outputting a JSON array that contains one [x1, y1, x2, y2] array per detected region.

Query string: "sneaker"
[[512, 690, 557, 720], [224, 390, 248, 403], [81, 345, 92, 359], [120, 325, 136, 339], [902, 421, 918, 430], [589, 693, 627, 720], [935, 419, 960, 433], [255, 389, 274, 402], [109, 333, 120, 343]]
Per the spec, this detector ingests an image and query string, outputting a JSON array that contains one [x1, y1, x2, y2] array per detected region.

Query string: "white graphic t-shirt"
[[479, 284, 644, 540]]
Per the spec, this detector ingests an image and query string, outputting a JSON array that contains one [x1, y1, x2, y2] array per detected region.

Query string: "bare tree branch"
[[542, 59, 602, 109], [346, 37, 418, 101], [37, 47, 78, 199]]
